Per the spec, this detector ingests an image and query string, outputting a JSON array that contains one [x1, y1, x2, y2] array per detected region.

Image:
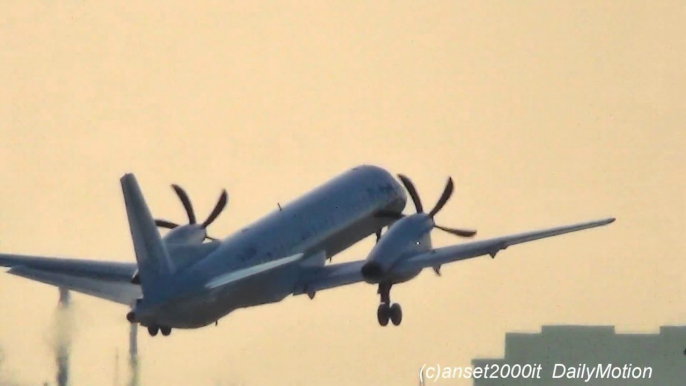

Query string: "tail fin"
[[120, 174, 174, 299]]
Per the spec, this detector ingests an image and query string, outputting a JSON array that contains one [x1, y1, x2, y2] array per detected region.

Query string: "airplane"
[[0, 165, 615, 336]]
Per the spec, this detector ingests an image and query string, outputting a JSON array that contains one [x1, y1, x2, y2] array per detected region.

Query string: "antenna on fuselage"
[[277, 203, 282, 211]]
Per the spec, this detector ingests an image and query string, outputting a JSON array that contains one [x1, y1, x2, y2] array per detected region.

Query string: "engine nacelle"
[[361, 215, 433, 282]]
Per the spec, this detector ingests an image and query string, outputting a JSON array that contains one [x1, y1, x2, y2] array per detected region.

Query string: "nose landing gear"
[[376, 282, 403, 326]]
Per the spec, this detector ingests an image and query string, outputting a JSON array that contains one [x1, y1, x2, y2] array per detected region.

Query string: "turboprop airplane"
[[0, 165, 614, 336]]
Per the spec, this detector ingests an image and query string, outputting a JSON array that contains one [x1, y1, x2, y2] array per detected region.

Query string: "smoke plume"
[[128, 323, 140, 386], [50, 288, 74, 386]]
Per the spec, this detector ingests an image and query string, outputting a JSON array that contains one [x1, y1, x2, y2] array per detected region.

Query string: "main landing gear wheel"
[[376, 282, 403, 327], [147, 325, 172, 337], [390, 303, 402, 326], [377, 304, 390, 326], [377, 303, 403, 326]]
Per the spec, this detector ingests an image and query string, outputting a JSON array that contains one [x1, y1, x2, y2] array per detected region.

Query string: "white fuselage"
[[136, 165, 407, 328]]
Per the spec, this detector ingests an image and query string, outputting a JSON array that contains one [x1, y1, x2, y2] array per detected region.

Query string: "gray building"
[[472, 325, 686, 385]]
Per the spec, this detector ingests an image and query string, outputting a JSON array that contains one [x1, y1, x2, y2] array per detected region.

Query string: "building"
[[472, 325, 686, 385]]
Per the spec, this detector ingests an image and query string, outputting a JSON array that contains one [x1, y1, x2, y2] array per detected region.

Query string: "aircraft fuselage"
[[135, 165, 407, 328]]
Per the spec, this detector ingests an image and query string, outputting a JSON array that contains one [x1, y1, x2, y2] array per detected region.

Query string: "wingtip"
[[120, 173, 136, 182], [596, 217, 616, 226]]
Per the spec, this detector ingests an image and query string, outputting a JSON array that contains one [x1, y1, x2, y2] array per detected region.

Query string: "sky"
[[0, 1, 684, 385]]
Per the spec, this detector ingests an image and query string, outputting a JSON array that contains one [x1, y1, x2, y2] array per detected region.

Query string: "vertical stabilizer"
[[120, 174, 174, 298]]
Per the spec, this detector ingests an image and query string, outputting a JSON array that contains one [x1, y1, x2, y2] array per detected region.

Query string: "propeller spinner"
[[381, 174, 477, 238], [154, 184, 228, 241]]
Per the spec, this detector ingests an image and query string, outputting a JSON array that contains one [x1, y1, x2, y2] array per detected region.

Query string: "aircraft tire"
[[148, 326, 159, 336], [377, 304, 390, 326], [161, 327, 172, 336], [390, 303, 402, 326]]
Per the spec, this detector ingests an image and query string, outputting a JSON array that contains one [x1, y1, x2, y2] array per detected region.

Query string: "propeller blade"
[[375, 229, 382, 243], [397, 174, 423, 213], [428, 177, 454, 218], [434, 224, 477, 238], [205, 235, 218, 241], [201, 190, 228, 228], [172, 184, 197, 224], [154, 219, 180, 229]]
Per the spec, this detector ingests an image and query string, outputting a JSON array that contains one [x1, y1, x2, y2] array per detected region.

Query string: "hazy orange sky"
[[0, 1, 684, 385]]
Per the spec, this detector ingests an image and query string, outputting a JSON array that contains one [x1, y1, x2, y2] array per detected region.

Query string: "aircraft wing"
[[0, 253, 140, 306], [205, 253, 305, 290], [294, 218, 615, 295], [294, 260, 367, 296]]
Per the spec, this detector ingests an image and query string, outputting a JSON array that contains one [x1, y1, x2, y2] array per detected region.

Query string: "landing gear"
[[376, 282, 403, 326], [147, 325, 172, 337], [377, 303, 403, 326]]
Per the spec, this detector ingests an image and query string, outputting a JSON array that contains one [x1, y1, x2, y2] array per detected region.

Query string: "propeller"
[[154, 184, 228, 241], [380, 174, 477, 238]]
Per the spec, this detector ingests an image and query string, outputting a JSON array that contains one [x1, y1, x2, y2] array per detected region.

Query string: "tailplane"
[[121, 174, 174, 300]]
